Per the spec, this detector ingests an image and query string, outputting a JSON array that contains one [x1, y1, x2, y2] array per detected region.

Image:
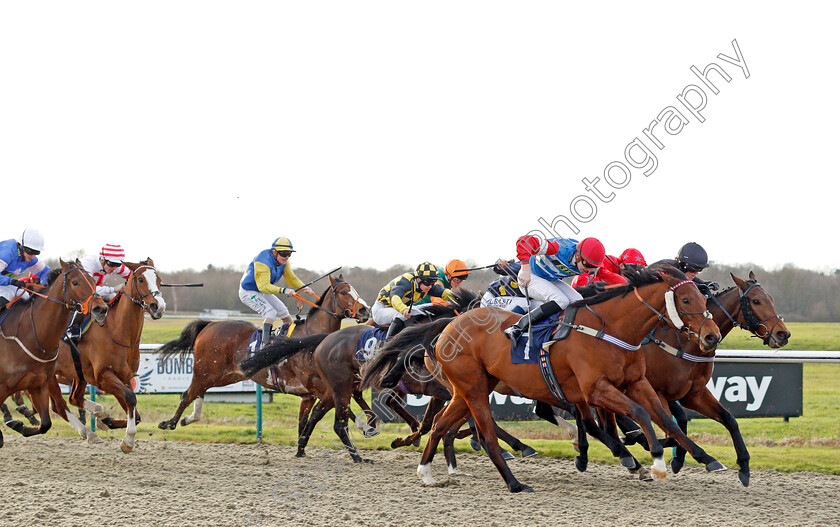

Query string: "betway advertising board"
[[372, 361, 803, 422]]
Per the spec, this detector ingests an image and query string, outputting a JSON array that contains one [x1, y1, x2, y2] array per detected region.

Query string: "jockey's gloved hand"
[[9, 279, 26, 288], [708, 281, 720, 291]]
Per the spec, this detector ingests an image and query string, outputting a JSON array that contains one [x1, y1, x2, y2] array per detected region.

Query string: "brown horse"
[[415, 266, 722, 492], [52, 259, 166, 453], [606, 271, 789, 487], [0, 260, 108, 447], [157, 275, 370, 439], [242, 295, 480, 463]]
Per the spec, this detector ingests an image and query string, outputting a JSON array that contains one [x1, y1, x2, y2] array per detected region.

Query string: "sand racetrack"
[[1, 435, 838, 527]]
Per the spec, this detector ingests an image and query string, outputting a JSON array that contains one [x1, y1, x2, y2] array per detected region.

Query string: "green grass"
[[32, 318, 839, 475]]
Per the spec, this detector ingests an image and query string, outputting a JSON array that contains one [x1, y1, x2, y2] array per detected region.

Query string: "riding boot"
[[384, 318, 406, 341], [260, 322, 274, 349], [503, 301, 563, 346], [64, 311, 84, 343]]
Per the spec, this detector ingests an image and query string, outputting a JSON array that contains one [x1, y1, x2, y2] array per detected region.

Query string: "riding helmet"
[[676, 242, 709, 271], [415, 262, 438, 279], [444, 259, 469, 278], [577, 237, 606, 267], [17, 228, 45, 252], [272, 236, 295, 252]]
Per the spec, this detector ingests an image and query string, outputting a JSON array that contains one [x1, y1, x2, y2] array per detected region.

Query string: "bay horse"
[[415, 266, 722, 492], [241, 292, 477, 462], [52, 259, 166, 453], [604, 271, 789, 487], [157, 275, 370, 439], [0, 260, 109, 446]]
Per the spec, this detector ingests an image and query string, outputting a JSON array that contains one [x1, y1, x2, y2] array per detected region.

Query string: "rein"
[[708, 281, 785, 345], [633, 280, 713, 341], [0, 264, 100, 363]]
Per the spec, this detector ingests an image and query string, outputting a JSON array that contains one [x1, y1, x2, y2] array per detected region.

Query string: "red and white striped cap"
[[100, 244, 125, 263]]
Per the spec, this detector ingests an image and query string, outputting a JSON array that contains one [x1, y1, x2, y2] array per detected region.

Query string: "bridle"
[[319, 279, 368, 321], [120, 264, 164, 318], [634, 279, 714, 342], [709, 281, 784, 345]]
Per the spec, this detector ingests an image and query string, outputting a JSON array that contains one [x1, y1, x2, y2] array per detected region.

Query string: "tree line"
[[43, 258, 840, 322]]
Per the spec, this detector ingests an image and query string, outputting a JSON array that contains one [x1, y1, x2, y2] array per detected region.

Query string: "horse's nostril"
[[151, 303, 158, 312]]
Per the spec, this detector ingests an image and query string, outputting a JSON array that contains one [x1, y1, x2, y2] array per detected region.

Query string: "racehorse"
[[604, 271, 789, 487], [0, 260, 109, 447], [252, 289, 536, 464], [53, 259, 166, 453], [414, 266, 722, 492], [157, 275, 370, 439]]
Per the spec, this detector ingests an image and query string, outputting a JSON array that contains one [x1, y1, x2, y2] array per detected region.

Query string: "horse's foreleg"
[[350, 390, 379, 438], [158, 380, 206, 430], [417, 395, 469, 486], [47, 377, 103, 443], [495, 422, 538, 458], [95, 370, 138, 453], [680, 389, 750, 486], [586, 378, 667, 479], [297, 396, 316, 439], [443, 415, 473, 475], [5, 385, 53, 438], [625, 380, 724, 474], [330, 384, 371, 463], [12, 391, 39, 425]]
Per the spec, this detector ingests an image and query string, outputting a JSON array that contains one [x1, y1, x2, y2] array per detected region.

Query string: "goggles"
[[22, 246, 40, 256], [276, 251, 293, 258]]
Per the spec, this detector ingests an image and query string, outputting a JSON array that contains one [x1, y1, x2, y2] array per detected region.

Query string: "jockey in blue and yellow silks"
[[239, 236, 315, 346], [0, 228, 51, 315]]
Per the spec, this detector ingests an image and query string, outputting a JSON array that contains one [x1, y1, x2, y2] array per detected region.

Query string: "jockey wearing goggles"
[[503, 234, 609, 346], [239, 236, 316, 347], [650, 242, 719, 295], [0, 228, 51, 314], [373, 261, 456, 340], [415, 259, 471, 307]]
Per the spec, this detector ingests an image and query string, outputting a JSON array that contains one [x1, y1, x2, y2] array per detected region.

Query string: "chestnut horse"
[[604, 271, 789, 487], [0, 260, 108, 447], [52, 259, 165, 453], [415, 266, 722, 492], [157, 275, 370, 439]]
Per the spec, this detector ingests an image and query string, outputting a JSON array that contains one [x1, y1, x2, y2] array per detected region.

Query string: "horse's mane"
[[569, 265, 687, 307], [302, 284, 331, 317], [45, 267, 62, 286]]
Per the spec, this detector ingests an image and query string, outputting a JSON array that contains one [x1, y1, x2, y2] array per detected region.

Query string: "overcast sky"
[[2, 2, 837, 275]]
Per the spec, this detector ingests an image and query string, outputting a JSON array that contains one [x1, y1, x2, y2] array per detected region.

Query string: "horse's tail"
[[156, 320, 213, 362], [239, 333, 329, 378], [360, 316, 455, 391]]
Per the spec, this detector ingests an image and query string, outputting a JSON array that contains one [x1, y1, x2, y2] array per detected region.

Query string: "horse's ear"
[[730, 272, 748, 291], [748, 270, 757, 281], [146, 257, 154, 266], [75, 258, 82, 266], [329, 275, 337, 285], [338, 273, 344, 280]]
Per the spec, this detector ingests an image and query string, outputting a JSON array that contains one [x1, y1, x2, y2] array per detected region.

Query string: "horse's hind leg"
[[297, 397, 334, 458], [495, 423, 538, 458], [12, 392, 39, 426], [417, 395, 470, 486], [331, 385, 372, 463], [351, 390, 380, 438], [297, 396, 316, 439]]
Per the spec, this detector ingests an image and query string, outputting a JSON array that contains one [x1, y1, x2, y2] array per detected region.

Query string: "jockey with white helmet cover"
[[0, 228, 51, 313], [65, 244, 133, 342], [78, 244, 132, 301]]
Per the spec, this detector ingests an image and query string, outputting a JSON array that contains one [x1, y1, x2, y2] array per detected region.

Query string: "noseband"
[[634, 280, 713, 341], [122, 264, 164, 316], [709, 281, 784, 345]]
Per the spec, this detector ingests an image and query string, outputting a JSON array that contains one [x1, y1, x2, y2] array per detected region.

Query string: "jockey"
[[239, 237, 316, 347], [415, 259, 470, 306], [65, 244, 133, 342], [570, 252, 627, 289], [480, 259, 534, 314], [373, 262, 456, 340], [0, 228, 50, 315], [651, 242, 719, 294], [617, 247, 647, 274], [503, 235, 607, 345]]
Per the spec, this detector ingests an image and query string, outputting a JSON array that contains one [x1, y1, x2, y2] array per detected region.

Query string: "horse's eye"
[[752, 298, 761, 305], [139, 278, 145, 283], [682, 297, 690, 305], [72, 280, 79, 286]]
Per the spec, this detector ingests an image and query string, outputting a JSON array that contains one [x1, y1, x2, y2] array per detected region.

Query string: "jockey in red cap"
[[504, 234, 609, 345]]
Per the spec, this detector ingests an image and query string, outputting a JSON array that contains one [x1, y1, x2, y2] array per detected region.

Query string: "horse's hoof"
[[363, 428, 380, 439], [511, 483, 534, 493], [120, 440, 134, 454], [295, 451, 306, 458], [469, 436, 481, 451], [651, 467, 667, 480], [87, 433, 104, 444], [738, 470, 750, 487], [619, 456, 637, 469], [520, 446, 538, 458], [638, 469, 653, 482], [390, 439, 401, 449], [574, 456, 588, 473], [157, 421, 170, 430], [501, 449, 515, 461], [670, 457, 684, 474], [412, 438, 421, 448], [95, 419, 110, 431], [180, 417, 189, 427], [706, 460, 728, 473], [572, 440, 580, 453]]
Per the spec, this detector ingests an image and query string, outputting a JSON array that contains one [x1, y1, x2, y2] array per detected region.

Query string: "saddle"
[[509, 306, 579, 365]]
